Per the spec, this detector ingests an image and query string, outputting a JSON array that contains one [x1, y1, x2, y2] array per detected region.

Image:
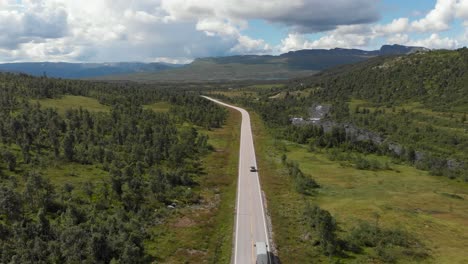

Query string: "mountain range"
[[0, 62, 180, 79], [0, 44, 428, 81]]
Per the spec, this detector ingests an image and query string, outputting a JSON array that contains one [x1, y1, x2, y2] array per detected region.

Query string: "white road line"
[[202, 96, 270, 264], [234, 109, 242, 264]]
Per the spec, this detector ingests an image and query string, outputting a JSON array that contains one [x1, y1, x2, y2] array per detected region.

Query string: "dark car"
[[250, 166, 257, 172]]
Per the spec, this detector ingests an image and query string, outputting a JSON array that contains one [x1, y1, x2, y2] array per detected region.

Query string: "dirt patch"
[[186, 248, 207, 256], [172, 216, 196, 228]]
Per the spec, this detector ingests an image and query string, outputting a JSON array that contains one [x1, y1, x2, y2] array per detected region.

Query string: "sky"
[[0, 0, 467, 63]]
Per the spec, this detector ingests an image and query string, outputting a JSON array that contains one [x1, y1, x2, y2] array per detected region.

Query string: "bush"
[[304, 204, 339, 256], [346, 221, 426, 262], [282, 156, 319, 195]]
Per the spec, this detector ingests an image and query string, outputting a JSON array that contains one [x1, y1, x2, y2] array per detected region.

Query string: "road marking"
[[202, 96, 271, 264], [234, 120, 242, 264], [249, 176, 255, 263]]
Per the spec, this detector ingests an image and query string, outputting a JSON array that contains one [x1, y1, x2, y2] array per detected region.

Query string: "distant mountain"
[[99, 44, 427, 82], [0, 45, 427, 81], [379, 44, 430, 55], [0, 62, 180, 79]]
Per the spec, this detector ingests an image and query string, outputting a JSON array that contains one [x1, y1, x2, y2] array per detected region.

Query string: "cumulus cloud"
[[386, 34, 410, 44], [279, 33, 314, 52], [158, 0, 378, 55], [230, 35, 272, 54], [0, 0, 68, 49], [375, 18, 409, 34], [0, 0, 466, 62], [456, 0, 468, 24], [160, 0, 379, 33], [279, 24, 373, 52], [0, 0, 241, 62], [407, 33, 459, 49], [411, 0, 456, 32]]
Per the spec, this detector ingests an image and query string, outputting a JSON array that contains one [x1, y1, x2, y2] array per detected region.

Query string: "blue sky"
[[0, 0, 467, 62]]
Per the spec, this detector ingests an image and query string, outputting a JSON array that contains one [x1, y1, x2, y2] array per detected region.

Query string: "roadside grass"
[[250, 113, 468, 263], [250, 112, 322, 262], [143, 101, 171, 112], [33, 95, 110, 114], [146, 108, 240, 263]]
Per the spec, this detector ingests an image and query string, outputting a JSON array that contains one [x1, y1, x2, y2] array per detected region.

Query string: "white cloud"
[[375, 18, 409, 34], [0, 0, 466, 62], [456, 0, 468, 25], [386, 34, 410, 44], [279, 33, 314, 53], [196, 18, 240, 37], [407, 33, 459, 49], [279, 24, 373, 52], [151, 57, 193, 64], [0, 1, 68, 49], [411, 0, 456, 32], [231, 35, 271, 54], [307, 33, 369, 49]]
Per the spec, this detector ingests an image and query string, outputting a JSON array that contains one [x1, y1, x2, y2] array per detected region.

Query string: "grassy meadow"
[[143, 101, 171, 112], [250, 113, 468, 263], [33, 95, 110, 114]]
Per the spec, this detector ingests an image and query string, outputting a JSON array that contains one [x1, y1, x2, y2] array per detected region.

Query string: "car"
[[250, 166, 257, 172], [254, 242, 269, 264]]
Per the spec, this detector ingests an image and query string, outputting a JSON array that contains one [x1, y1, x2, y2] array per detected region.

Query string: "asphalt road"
[[202, 96, 270, 264]]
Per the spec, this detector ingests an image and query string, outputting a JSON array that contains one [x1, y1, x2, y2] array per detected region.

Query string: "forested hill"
[[293, 48, 468, 111]]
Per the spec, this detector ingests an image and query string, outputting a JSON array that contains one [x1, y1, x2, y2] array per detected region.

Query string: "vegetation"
[[205, 48, 468, 263], [147, 108, 240, 263], [281, 155, 319, 195], [0, 72, 229, 263], [249, 113, 467, 263], [215, 48, 468, 180]]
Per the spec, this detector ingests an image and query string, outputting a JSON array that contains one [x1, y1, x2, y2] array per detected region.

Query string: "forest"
[[0, 73, 227, 263]]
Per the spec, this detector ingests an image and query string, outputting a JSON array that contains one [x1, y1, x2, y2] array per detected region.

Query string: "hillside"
[[0, 62, 179, 79], [99, 44, 426, 82], [294, 47, 468, 111]]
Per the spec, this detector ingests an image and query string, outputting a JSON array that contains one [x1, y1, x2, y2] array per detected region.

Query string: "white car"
[[254, 242, 269, 264]]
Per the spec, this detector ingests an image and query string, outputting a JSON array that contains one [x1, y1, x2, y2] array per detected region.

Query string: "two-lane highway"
[[202, 96, 270, 264]]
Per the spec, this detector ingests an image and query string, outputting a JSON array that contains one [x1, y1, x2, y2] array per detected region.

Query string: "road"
[[202, 96, 270, 264]]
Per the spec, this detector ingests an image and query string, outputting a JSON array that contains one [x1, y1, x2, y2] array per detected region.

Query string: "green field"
[[98, 61, 317, 82], [33, 95, 110, 114], [143, 101, 171, 112], [146, 108, 241, 263], [250, 113, 468, 263]]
